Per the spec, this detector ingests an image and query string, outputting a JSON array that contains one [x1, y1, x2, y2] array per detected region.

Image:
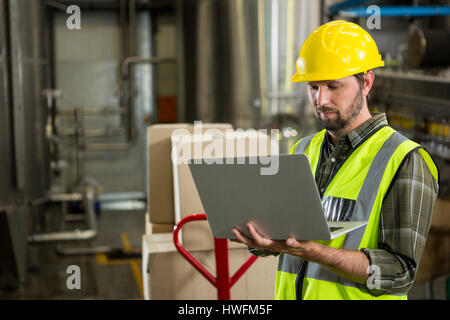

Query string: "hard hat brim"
[[290, 61, 385, 83]]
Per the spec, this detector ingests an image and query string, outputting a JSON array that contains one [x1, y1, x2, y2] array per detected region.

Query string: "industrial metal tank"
[[176, 0, 320, 152]]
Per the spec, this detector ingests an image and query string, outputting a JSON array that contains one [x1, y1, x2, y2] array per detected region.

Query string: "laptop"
[[188, 154, 367, 241]]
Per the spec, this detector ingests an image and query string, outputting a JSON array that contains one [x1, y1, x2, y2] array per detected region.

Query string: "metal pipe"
[[79, 0, 135, 151], [45, 0, 67, 12], [28, 229, 96, 242], [49, 193, 83, 202], [84, 56, 176, 151], [74, 106, 85, 183], [84, 188, 97, 231], [122, 56, 177, 74], [328, 0, 377, 15], [374, 70, 450, 84], [55, 2, 174, 152], [56, 245, 114, 255], [339, 6, 450, 17], [129, 0, 136, 57], [59, 127, 126, 138], [257, 0, 268, 121], [377, 91, 450, 118], [28, 189, 98, 243], [119, 0, 127, 128], [58, 2, 175, 151], [57, 106, 128, 116]]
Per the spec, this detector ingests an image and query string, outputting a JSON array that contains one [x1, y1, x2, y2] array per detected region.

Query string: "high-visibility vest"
[[274, 126, 439, 300]]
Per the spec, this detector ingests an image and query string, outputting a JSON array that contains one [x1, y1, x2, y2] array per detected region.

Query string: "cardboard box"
[[147, 124, 192, 225], [429, 198, 450, 229], [147, 123, 233, 225], [415, 198, 450, 283], [142, 234, 278, 300]]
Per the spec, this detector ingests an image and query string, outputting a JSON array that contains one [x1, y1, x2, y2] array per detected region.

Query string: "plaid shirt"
[[251, 113, 439, 296]]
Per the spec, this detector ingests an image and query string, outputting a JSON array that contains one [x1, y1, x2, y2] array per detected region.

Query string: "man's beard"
[[316, 89, 364, 133]]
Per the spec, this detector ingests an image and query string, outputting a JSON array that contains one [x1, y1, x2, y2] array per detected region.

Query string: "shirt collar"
[[326, 112, 388, 149]]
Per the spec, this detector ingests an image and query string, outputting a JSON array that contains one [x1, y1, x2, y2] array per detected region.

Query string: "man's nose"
[[315, 86, 330, 107]]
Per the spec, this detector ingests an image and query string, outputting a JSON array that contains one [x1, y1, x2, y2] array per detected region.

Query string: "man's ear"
[[363, 70, 375, 97]]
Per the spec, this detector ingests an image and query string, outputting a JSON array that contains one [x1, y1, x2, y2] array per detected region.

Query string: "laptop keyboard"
[[329, 227, 344, 232]]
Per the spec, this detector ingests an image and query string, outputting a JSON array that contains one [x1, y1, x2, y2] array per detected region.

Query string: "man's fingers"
[[286, 237, 298, 247], [247, 222, 272, 247], [286, 237, 305, 249], [232, 228, 254, 247]]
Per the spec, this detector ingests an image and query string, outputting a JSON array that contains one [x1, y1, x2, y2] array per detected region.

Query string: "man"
[[232, 20, 439, 300]]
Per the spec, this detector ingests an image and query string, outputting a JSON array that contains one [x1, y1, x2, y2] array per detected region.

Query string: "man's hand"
[[232, 221, 371, 285], [231, 222, 314, 258]]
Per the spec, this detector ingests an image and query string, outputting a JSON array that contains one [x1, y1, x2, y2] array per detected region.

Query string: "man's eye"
[[309, 85, 318, 91], [328, 85, 339, 90]]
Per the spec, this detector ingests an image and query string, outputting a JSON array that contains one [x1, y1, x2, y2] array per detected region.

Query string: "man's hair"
[[354, 70, 373, 101], [353, 72, 365, 90]]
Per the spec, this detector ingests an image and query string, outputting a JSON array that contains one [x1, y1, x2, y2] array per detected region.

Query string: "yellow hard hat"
[[291, 20, 384, 82]]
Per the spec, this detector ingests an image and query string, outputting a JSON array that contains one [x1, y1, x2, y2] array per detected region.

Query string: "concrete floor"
[[0, 207, 447, 300], [0, 209, 146, 300]]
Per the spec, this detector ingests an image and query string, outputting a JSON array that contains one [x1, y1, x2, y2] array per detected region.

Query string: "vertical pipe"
[[175, 0, 186, 123], [284, 0, 294, 113], [257, 0, 268, 123], [119, 0, 127, 61], [129, 0, 136, 56], [271, 0, 279, 115], [74, 106, 85, 183], [84, 187, 97, 231], [234, 0, 250, 128], [9, 0, 26, 192], [128, 0, 136, 142]]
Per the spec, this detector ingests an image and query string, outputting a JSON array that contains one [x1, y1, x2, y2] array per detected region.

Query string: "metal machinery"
[[0, 0, 174, 289], [175, 0, 322, 153], [0, 0, 103, 289], [0, 0, 52, 289]]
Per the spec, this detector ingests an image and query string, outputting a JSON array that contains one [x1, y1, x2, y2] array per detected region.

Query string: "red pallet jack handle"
[[173, 213, 258, 300]]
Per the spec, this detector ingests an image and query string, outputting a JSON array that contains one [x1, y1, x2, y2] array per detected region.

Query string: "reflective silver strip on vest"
[[293, 134, 315, 154], [278, 253, 302, 274], [321, 196, 356, 221], [343, 131, 409, 250], [305, 262, 367, 290], [305, 262, 405, 296]]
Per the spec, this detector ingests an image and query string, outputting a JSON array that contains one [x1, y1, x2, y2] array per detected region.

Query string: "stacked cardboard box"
[[415, 198, 450, 283], [144, 124, 279, 299], [147, 123, 233, 226]]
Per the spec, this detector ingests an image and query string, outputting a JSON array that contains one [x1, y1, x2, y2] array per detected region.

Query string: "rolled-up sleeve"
[[248, 248, 280, 257], [360, 150, 439, 296]]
